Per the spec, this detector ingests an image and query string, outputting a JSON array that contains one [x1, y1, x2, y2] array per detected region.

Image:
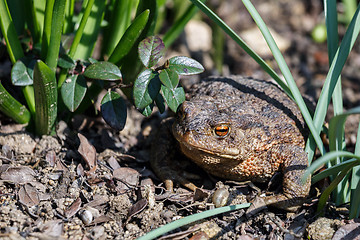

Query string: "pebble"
[[212, 188, 230, 208]]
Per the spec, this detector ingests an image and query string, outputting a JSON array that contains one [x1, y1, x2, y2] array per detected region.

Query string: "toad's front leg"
[[263, 144, 311, 211], [151, 118, 198, 192]]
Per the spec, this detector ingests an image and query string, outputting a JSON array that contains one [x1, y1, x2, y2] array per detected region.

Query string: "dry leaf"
[[107, 156, 121, 170], [113, 167, 140, 191], [55, 159, 68, 172], [91, 215, 113, 225], [64, 197, 82, 219], [40, 220, 64, 237], [18, 183, 40, 207], [84, 195, 109, 208], [76, 163, 85, 177], [45, 150, 57, 167], [189, 231, 209, 240], [127, 199, 148, 220], [333, 223, 360, 239], [78, 133, 97, 171], [246, 196, 267, 218], [0, 165, 36, 184]]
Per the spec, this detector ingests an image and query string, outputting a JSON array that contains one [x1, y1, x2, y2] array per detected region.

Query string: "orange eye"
[[214, 124, 230, 137]]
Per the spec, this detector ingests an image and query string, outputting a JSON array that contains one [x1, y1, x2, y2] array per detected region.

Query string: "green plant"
[[81, 36, 203, 130], [139, 0, 360, 238], [0, 0, 204, 135], [133, 36, 204, 116]]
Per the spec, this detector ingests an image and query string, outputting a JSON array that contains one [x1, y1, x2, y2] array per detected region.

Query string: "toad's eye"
[[214, 124, 230, 137]]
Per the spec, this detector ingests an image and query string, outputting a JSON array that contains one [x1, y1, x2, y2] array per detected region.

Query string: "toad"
[[151, 76, 311, 211]]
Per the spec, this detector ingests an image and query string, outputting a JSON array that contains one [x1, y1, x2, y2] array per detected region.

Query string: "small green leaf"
[[155, 93, 165, 114], [140, 104, 153, 117], [159, 69, 179, 89], [161, 85, 185, 112], [138, 36, 165, 68], [11, 58, 36, 86], [58, 53, 76, 69], [133, 69, 161, 109], [83, 61, 122, 81], [168, 56, 204, 75], [101, 91, 127, 131], [61, 75, 87, 112]]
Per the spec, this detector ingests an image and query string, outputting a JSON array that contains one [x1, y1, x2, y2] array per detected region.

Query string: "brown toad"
[[151, 76, 311, 211]]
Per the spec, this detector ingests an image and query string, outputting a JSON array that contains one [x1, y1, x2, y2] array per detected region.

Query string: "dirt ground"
[[1, 0, 360, 239]]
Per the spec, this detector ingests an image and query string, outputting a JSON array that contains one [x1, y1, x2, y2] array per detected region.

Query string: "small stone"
[[212, 187, 229, 208], [185, 20, 212, 52], [79, 209, 93, 225], [307, 217, 338, 240], [240, 27, 290, 57]]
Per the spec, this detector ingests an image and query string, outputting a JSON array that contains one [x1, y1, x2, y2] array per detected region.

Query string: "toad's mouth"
[[173, 129, 240, 159]]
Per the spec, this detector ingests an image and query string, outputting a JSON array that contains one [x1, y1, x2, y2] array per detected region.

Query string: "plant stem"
[[0, 0, 24, 63], [41, 0, 54, 61], [163, 0, 206, 47], [24, 0, 41, 44], [45, 0, 66, 72], [102, 0, 133, 57], [72, 0, 105, 60], [58, 0, 95, 89]]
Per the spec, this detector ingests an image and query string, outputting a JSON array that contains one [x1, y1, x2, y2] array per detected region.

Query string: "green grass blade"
[[325, 0, 345, 204], [241, 0, 325, 157], [325, 0, 339, 62], [22, 85, 35, 116], [212, 21, 225, 74], [350, 119, 360, 218], [102, 0, 134, 57], [45, 0, 66, 72], [41, 0, 54, 61], [304, 151, 360, 180], [7, 0, 25, 36], [0, 82, 30, 124], [326, 0, 343, 116], [57, 0, 95, 89], [137, 203, 250, 240], [0, 0, 36, 119], [163, 0, 206, 47], [33, 60, 57, 135], [108, 9, 150, 65], [69, 0, 95, 58], [24, 0, 41, 44], [350, 165, 360, 218], [306, 4, 360, 162], [0, 0, 24, 63], [34, 0, 46, 35], [63, 0, 75, 34], [311, 158, 359, 184], [73, 0, 105, 60], [188, 0, 291, 98], [317, 162, 357, 212], [329, 107, 360, 152]]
